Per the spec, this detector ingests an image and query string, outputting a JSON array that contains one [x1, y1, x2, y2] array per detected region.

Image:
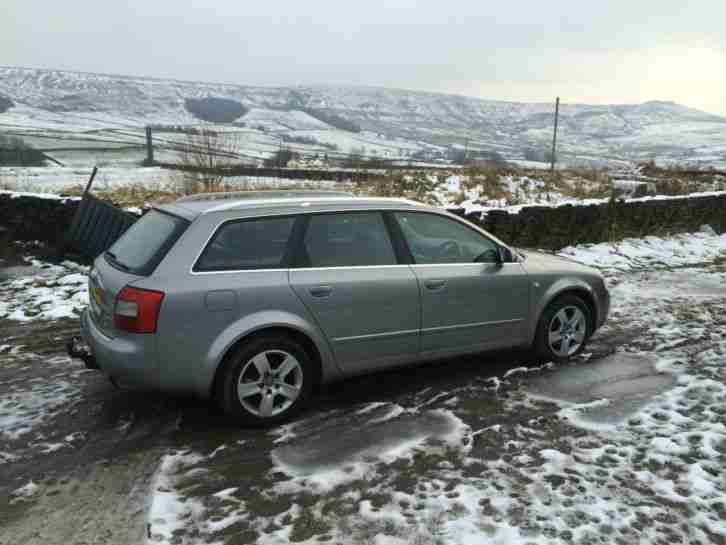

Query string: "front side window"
[[299, 212, 397, 267], [394, 212, 500, 264], [194, 216, 295, 271]]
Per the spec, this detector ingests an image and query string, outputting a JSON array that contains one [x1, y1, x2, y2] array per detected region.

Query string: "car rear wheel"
[[221, 334, 314, 426], [534, 294, 592, 363]]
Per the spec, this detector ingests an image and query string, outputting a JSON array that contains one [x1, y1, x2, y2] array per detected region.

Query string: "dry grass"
[[59, 182, 179, 208], [6, 161, 721, 210], [355, 172, 446, 205], [59, 178, 356, 208]]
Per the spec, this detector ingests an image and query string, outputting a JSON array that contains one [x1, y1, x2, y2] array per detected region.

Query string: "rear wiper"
[[104, 251, 131, 272]]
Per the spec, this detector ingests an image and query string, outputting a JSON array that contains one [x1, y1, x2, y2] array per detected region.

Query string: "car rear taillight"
[[114, 286, 165, 334]]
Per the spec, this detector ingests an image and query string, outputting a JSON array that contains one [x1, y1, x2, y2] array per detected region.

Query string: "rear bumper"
[[78, 309, 160, 391]]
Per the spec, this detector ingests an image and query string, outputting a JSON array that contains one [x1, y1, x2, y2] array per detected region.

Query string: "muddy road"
[[1, 252, 725, 545]]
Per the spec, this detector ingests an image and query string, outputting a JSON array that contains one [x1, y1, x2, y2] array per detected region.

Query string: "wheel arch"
[[209, 325, 328, 402], [530, 281, 598, 345]]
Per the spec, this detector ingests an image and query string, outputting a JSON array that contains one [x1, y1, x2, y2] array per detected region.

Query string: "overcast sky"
[[3, 0, 725, 115]]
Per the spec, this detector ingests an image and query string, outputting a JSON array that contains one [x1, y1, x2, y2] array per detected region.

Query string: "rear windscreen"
[[105, 210, 188, 275]]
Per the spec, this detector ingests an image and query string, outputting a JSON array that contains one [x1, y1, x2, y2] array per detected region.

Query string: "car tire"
[[534, 294, 592, 363], [221, 334, 314, 426]]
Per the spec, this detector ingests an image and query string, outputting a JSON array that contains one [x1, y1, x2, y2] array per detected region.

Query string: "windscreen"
[[105, 210, 188, 275]]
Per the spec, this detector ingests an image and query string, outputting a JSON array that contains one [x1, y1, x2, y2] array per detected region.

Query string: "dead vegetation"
[[355, 171, 444, 204], [178, 128, 245, 191], [4, 160, 722, 210], [58, 178, 355, 209]]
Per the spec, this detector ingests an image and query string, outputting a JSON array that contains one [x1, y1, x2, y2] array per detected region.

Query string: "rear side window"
[[298, 212, 397, 267], [194, 216, 296, 272], [106, 210, 188, 276]]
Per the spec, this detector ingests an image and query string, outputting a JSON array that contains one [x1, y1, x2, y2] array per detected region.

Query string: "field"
[[2, 67, 726, 172]]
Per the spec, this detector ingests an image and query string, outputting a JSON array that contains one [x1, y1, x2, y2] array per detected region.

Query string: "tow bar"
[[66, 336, 99, 370]]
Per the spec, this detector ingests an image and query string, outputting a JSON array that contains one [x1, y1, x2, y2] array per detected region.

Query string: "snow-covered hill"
[[1, 66, 725, 168]]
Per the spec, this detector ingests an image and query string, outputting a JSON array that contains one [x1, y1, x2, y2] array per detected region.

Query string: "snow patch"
[[0, 378, 81, 440], [271, 409, 470, 494], [559, 230, 726, 272], [10, 480, 39, 504], [0, 259, 88, 322]]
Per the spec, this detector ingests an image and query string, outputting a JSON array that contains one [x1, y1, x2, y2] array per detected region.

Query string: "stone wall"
[[450, 193, 726, 250], [0, 193, 80, 248], [2, 191, 726, 254]]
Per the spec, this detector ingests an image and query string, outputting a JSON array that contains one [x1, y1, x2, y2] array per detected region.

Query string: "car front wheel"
[[221, 335, 314, 426], [534, 294, 592, 363]]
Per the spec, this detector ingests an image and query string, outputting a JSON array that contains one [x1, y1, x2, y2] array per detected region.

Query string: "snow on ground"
[[2, 227, 724, 543], [0, 348, 85, 442], [0, 376, 80, 440], [558, 226, 726, 272], [270, 405, 471, 495], [141, 228, 726, 545], [0, 166, 178, 192], [0, 189, 81, 201], [146, 451, 213, 544], [10, 480, 39, 504], [0, 259, 88, 322], [456, 188, 726, 216], [0, 167, 345, 194]]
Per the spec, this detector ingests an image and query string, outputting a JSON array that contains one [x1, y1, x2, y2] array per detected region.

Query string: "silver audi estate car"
[[68, 191, 609, 425]]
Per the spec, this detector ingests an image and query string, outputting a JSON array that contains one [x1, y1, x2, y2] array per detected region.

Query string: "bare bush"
[[179, 127, 242, 193], [360, 172, 443, 204]]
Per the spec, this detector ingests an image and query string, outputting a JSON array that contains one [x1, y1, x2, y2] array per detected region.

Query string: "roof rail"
[[176, 190, 355, 203]]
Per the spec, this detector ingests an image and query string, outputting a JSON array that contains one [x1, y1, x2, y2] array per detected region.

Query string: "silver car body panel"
[[80, 196, 610, 399]]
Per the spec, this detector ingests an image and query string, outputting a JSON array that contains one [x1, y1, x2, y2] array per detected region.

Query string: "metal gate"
[[61, 167, 138, 260]]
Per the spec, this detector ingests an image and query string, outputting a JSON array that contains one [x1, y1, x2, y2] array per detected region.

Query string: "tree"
[[301, 108, 361, 133], [0, 95, 13, 114], [448, 147, 468, 165], [179, 128, 242, 192], [184, 97, 248, 123], [523, 148, 553, 163], [264, 148, 294, 168], [0, 134, 46, 166]]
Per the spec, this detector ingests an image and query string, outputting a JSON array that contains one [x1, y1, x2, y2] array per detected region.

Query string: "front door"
[[391, 211, 530, 359], [289, 211, 420, 372]]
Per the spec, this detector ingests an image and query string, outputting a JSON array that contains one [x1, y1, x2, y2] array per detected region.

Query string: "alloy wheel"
[[237, 350, 303, 417], [548, 305, 587, 358]]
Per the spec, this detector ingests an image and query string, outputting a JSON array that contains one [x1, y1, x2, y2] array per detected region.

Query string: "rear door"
[[391, 211, 530, 359], [289, 211, 420, 373]]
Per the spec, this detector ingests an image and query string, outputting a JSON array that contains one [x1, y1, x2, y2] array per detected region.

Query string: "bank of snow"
[[455, 188, 726, 216], [558, 227, 726, 272], [0, 259, 88, 322]]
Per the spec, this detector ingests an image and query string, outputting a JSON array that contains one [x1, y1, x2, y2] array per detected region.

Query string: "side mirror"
[[498, 247, 512, 263], [475, 248, 502, 264]]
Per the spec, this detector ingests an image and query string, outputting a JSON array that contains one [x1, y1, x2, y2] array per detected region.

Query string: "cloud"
[[1, 0, 724, 114]]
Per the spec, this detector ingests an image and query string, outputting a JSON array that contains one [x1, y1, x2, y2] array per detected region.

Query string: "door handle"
[[309, 285, 333, 298], [424, 279, 446, 290]]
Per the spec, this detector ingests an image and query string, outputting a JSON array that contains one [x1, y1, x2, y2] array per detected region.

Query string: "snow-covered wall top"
[[450, 191, 726, 250]]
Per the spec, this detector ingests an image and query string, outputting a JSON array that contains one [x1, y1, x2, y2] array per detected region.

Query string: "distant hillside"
[[1, 66, 725, 169]]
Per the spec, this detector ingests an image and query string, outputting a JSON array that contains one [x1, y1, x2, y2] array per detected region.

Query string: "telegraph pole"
[[548, 96, 560, 201]]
